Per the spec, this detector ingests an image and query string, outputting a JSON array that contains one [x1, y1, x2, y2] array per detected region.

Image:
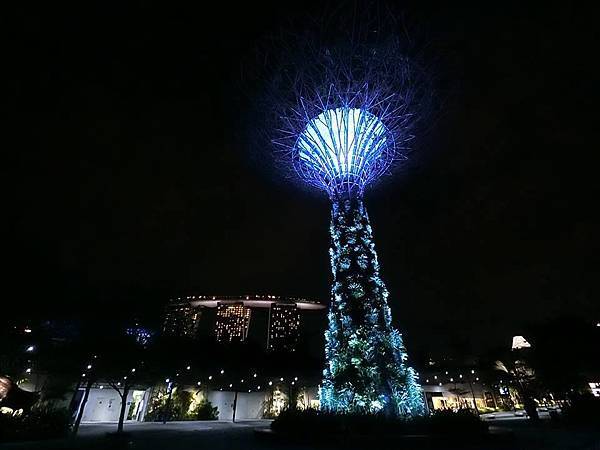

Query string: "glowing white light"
[[131, 368, 136, 373], [197, 381, 201, 386], [99, 385, 104, 389], [268, 381, 273, 386], [186, 366, 191, 370], [165, 378, 170, 383], [512, 336, 532, 350], [370, 400, 383, 411], [220, 369, 225, 374], [26, 368, 32, 374], [208, 376, 213, 380], [87, 365, 92, 370], [296, 107, 389, 195], [26, 346, 35, 352]]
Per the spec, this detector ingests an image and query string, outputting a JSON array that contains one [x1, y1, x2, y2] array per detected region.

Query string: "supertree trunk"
[[319, 196, 425, 416]]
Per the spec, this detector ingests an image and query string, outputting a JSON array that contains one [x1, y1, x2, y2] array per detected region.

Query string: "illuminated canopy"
[[295, 107, 392, 197]]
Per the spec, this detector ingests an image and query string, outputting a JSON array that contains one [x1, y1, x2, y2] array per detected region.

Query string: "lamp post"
[[467, 371, 480, 415], [162, 379, 173, 424]]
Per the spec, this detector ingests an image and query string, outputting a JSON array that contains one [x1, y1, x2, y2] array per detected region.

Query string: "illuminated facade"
[[190, 295, 325, 349], [511, 335, 532, 350], [215, 302, 252, 343], [267, 303, 300, 352], [162, 299, 201, 339]]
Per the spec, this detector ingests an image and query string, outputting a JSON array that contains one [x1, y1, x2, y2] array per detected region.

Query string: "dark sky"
[[5, 2, 599, 357]]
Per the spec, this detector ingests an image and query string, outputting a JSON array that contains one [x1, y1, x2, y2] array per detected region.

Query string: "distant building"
[[190, 295, 325, 350], [268, 303, 300, 352], [511, 335, 532, 350], [162, 299, 201, 339], [215, 302, 252, 343], [420, 368, 496, 412]]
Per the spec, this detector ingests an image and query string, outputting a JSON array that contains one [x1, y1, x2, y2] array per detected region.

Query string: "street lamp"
[[467, 371, 480, 415], [163, 378, 174, 424]]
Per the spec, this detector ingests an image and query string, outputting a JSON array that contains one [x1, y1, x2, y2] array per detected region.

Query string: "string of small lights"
[[160, 364, 306, 394]]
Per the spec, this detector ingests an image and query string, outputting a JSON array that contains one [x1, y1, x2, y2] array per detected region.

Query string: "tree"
[[494, 353, 540, 420], [71, 376, 93, 435], [71, 333, 152, 435], [107, 377, 134, 434], [99, 336, 150, 434]]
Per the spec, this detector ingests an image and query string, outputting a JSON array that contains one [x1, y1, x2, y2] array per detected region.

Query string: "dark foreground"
[[0, 419, 598, 450]]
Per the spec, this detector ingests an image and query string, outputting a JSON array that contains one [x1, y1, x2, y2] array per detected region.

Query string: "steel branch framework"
[[263, 22, 430, 416]]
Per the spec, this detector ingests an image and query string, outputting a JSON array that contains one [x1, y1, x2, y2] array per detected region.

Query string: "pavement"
[[0, 420, 275, 450], [78, 419, 267, 436], [480, 409, 557, 421], [0, 417, 598, 450]]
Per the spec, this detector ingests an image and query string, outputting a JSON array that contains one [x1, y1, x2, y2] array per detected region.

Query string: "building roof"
[[184, 294, 325, 310]]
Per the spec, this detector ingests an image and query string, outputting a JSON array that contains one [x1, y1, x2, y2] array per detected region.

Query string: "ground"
[[0, 418, 598, 450]]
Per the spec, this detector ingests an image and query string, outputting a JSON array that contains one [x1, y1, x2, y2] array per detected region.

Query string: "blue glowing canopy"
[[294, 107, 393, 197]]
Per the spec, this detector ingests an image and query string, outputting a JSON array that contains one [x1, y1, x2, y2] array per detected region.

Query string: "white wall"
[[234, 392, 265, 419], [207, 391, 235, 421], [207, 390, 267, 421], [79, 388, 148, 422]]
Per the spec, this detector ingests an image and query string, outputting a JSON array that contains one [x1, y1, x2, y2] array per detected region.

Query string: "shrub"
[[271, 408, 488, 438], [194, 400, 218, 420], [144, 389, 219, 422], [0, 406, 70, 442], [561, 394, 600, 426]]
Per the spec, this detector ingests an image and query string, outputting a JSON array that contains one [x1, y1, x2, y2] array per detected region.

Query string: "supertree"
[[258, 14, 431, 417]]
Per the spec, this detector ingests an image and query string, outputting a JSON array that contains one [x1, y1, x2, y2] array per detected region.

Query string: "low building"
[[70, 383, 151, 423], [420, 368, 500, 412]]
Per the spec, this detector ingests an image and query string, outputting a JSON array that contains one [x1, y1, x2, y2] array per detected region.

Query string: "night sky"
[[6, 2, 598, 357]]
